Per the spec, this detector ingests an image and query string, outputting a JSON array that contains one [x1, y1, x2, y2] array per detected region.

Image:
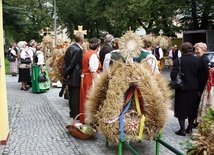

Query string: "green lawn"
[[4, 57, 10, 75]]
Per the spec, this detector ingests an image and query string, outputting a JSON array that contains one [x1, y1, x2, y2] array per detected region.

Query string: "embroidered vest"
[[135, 51, 150, 63], [154, 47, 160, 60], [172, 49, 179, 61]]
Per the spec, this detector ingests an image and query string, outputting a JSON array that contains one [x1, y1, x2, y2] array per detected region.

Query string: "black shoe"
[[21, 87, 28, 91], [175, 130, 186, 136], [192, 122, 198, 129], [185, 128, 192, 134]]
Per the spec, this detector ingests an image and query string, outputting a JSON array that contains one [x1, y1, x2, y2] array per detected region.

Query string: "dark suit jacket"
[[199, 54, 209, 93], [64, 43, 83, 87], [99, 43, 114, 69], [170, 54, 202, 91]]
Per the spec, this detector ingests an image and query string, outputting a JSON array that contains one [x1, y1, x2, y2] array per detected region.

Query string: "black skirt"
[[174, 89, 200, 119], [18, 68, 31, 82]]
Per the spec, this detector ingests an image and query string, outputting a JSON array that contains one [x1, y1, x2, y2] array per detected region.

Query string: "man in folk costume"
[[169, 45, 182, 61], [153, 42, 163, 70], [63, 32, 84, 118], [99, 34, 114, 71]]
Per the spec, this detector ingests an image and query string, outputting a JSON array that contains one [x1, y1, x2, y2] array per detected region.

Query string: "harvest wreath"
[[83, 30, 172, 143]]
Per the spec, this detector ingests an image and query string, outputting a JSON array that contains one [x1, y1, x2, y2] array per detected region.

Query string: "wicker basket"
[[66, 113, 98, 140]]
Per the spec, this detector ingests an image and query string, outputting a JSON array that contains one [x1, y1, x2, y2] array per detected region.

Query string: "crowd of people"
[[7, 40, 50, 93], [7, 32, 214, 135], [170, 42, 214, 136], [63, 32, 214, 136]]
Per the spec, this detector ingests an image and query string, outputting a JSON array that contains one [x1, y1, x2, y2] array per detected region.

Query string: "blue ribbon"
[[120, 86, 135, 141]]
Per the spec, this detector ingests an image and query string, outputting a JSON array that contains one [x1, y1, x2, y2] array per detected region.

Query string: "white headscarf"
[[17, 41, 27, 49]]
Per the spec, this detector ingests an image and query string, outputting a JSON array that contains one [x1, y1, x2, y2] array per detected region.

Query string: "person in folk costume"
[[9, 43, 18, 76], [169, 45, 182, 61], [18, 41, 31, 91], [99, 34, 114, 71], [193, 42, 209, 127], [27, 39, 37, 62], [170, 42, 202, 136], [153, 41, 163, 70], [79, 37, 102, 123], [63, 32, 84, 118], [134, 38, 160, 76], [197, 57, 214, 121], [26, 39, 37, 87], [102, 49, 125, 71], [32, 43, 50, 93]]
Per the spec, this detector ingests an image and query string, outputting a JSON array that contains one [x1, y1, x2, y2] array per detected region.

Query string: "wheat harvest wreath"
[[83, 30, 172, 143]]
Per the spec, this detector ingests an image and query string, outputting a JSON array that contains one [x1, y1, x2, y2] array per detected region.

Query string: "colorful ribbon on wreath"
[[120, 86, 135, 141], [134, 88, 145, 140], [119, 86, 145, 141]]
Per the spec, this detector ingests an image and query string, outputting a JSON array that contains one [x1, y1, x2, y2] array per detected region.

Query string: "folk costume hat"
[[36, 43, 43, 50], [28, 39, 36, 47], [17, 41, 27, 49]]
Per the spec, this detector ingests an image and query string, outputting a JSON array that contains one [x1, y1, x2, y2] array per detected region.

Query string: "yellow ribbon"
[[134, 89, 145, 140]]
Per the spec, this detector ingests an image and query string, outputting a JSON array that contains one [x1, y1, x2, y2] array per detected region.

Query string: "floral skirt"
[[32, 65, 50, 93], [198, 86, 214, 120], [9, 59, 18, 73]]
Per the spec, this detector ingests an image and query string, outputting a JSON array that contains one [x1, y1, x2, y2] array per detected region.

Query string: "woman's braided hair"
[[89, 37, 100, 50]]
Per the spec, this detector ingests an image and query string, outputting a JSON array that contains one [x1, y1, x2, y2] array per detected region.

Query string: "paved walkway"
[[1, 71, 192, 155]]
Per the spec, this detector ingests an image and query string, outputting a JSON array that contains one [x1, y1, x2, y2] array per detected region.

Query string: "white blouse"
[[36, 51, 45, 65], [147, 53, 160, 74], [27, 47, 36, 61], [168, 49, 182, 58], [20, 48, 29, 59], [89, 53, 99, 72], [10, 49, 17, 56], [103, 53, 111, 71]]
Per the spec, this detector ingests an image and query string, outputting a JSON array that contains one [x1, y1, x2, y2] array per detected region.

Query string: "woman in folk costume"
[[32, 43, 50, 93], [134, 37, 160, 76], [79, 38, 101, 123], [9, 43, 18, 76], [18, 41, 31, 91], [198, 57, 214, 119]]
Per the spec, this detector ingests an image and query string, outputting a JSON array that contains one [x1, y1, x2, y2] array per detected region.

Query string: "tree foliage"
[[178, 0, 214, 30], [3, 0, 214, 43], [3, 0, 54, 44], [57, 0, 214, 38]]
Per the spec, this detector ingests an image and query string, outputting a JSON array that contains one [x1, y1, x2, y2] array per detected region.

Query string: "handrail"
[[155, 134, 184, 155]]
